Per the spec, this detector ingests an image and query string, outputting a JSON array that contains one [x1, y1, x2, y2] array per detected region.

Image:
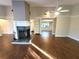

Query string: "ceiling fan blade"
[[60, 10, 69, 12], [57, 7, 63, 11]]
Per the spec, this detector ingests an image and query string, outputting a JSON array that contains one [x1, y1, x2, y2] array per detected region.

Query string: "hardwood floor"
[[32, 32, 79, 59], [0, 33, 79, 59], [0, 34, 30, 59]]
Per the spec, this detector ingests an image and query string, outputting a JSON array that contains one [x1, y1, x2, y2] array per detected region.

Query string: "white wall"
[[69, 4, 79, 41], [55, 5, 72, 37], [55, 15, 70, 37], [30, 7, 55, 18], [69, 18, 79, 41], [0, 19, 13, 34], [0, 6, 14, 36], [0, 6, 6, 19]]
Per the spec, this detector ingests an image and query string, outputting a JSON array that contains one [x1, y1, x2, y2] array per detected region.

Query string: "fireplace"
[[16, 26, 30, 41]]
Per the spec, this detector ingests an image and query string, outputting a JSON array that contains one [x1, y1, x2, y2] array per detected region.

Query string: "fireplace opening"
[[17, 26, 30, 41]]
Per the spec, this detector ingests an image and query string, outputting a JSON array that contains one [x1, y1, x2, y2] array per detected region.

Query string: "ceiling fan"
[[54, 0, 70, 16]]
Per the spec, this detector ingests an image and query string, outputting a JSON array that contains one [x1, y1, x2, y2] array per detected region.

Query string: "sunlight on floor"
[[32, 43, 56, 59], [40, 32, 49, 38]]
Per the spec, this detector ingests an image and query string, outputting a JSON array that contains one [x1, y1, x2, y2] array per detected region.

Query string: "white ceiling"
[[0, 0, 12, 6], [25, 0, 57, 7], [0, 0, 79, 7], [25, 0, 79, 7]]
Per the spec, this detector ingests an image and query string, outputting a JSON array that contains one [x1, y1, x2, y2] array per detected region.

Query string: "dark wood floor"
[[32, 32, 79, 59], [0, 35, 30, 59], [0, 32, 79, 59]]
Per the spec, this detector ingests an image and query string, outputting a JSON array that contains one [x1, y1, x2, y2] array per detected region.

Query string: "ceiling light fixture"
[[45, 11, 51, 18], [54, 12, 60, 16]]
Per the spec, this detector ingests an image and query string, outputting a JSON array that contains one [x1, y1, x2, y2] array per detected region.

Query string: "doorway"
[[30, 18, 56, 35], [40, 20, 53, 33]]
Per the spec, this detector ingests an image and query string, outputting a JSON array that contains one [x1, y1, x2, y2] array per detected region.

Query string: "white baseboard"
[[55, 35, 67, 37], [55, 35, 79, 41], [67, 35, 79, 41]]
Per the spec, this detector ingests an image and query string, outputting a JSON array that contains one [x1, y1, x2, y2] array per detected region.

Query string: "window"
[[41, 22, 49, 28]]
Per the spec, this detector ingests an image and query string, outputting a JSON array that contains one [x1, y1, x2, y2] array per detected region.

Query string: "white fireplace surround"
[[13, 21, 30, 39]]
